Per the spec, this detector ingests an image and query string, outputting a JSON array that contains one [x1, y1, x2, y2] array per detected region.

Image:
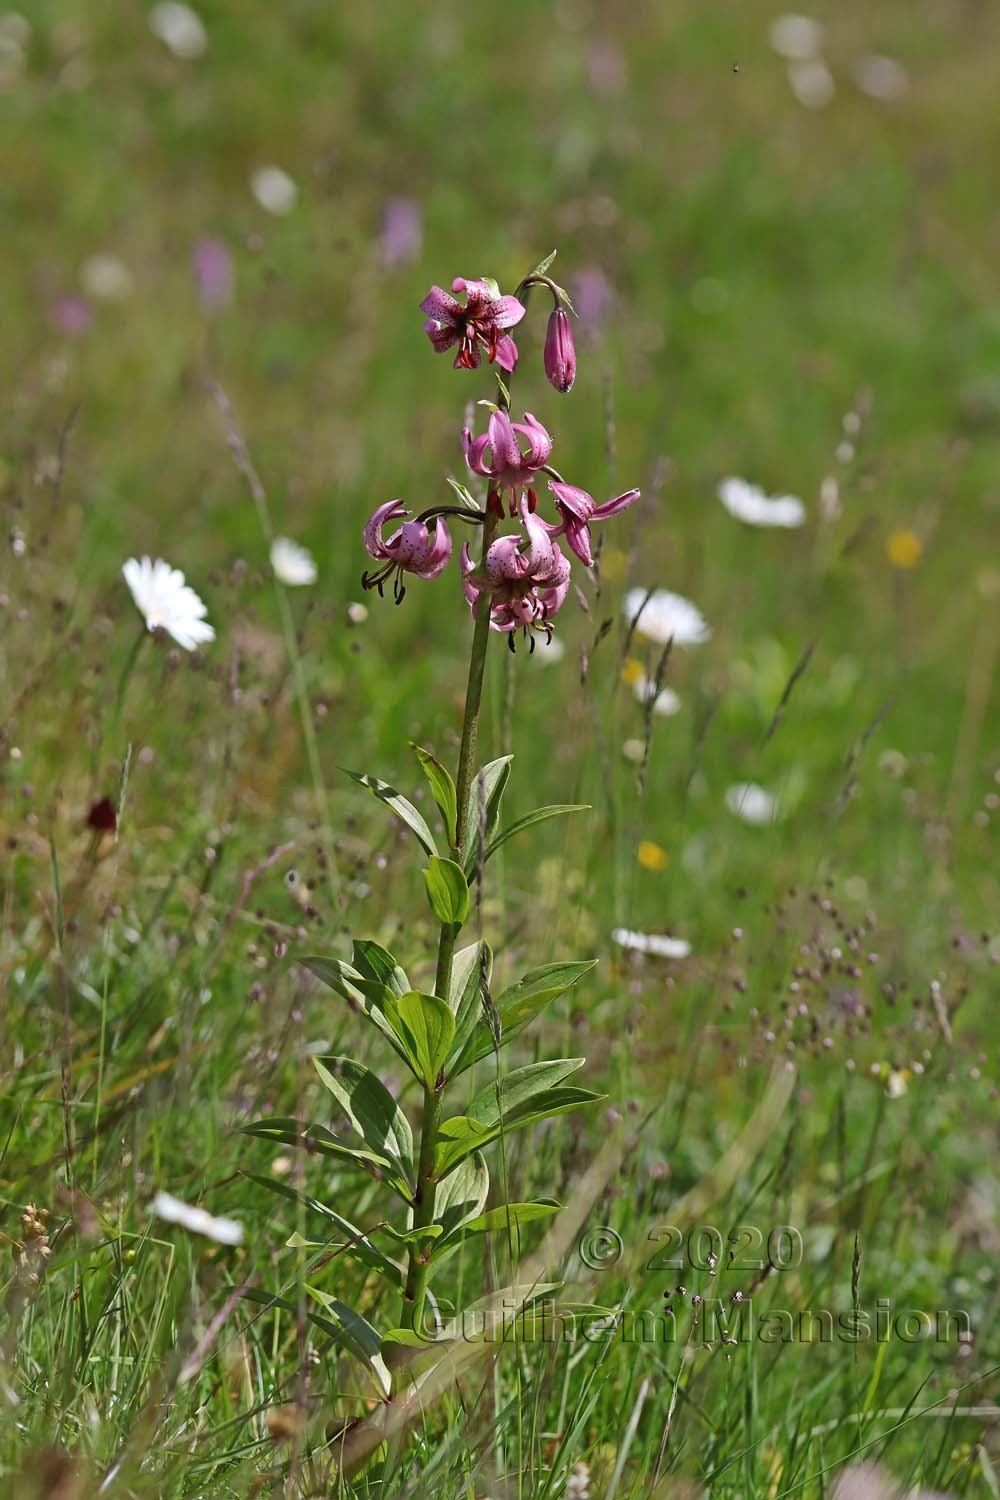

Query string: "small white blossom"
[[718, 477, 806, 528], [251, 165, 298, 215], [725, 782, 780, 826], [81, 254, 134, 302], [633, 674, 681, 716], [769, 14, 824, 60], [148, 2, 207, 59], [122, 556, 215, 651], [151, 1191, 243, 1245], [623, 587, 711, 647], [853, 54, 909, 102], [613, 928, 691, 959], [530, 632, 566, 664], [788, 59, 835, 109], [270, 536, 317, 586]]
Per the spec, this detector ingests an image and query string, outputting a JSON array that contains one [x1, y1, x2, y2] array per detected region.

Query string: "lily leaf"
[[243, 1172, 403, 1287], [299, 955, 410, 1064], [482, 804, 589, 865], [241, 1117, 412, 1201], [423, 857, 470, 931], [452, 960, 598, 1074], [386, 991, 456, 1091], [432, 1151, 489, 1242], [466, 1059, 585, 1129], [460, 756, 512, 872], [447, 939, 492, 1065], [312, 1057, 414, 1182], [344, 769, 438, 857], [412, 744, 458, 848], [434, 1087, 601, 1178], [351, 939, 410, 998], [236, 1286, 391, 1396]]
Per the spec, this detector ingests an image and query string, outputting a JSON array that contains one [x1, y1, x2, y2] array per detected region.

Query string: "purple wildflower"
[[461, 504, 571, 642], [462, 409, 553, 508], [192, 238, 233, 309], [362, 501, 452, 601], [420, 277, 525, 372], [541, 481, 640, 567]]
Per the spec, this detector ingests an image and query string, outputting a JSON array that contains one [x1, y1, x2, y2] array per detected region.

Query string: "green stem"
[[401, 501, 500, 1335]]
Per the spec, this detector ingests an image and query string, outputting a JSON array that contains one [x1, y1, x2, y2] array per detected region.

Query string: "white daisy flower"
[[530, 632, 566, 664], [623, 587, 711, 646], [725, 782, 780, 826], [148, 2, 207, 59], [251, 165, 298, 215], [122, 556, 215, 651], [151, 1191, 243, 1245], [80, 253, 134, 302], [719, 477, 806, 529], [787, 58, 835, 109], [612, 928, 691, 959], [853, 54, 909, 102], [633, 674, 681, 716], [768, 13, 824, 60], [270, 536, 317, 586]]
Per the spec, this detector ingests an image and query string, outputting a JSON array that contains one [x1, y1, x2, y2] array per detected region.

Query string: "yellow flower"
[[620, 657, 645, 686], [886, 529, 922, 570], [601, 546, 627, 582], [637, 840, 669, 870]]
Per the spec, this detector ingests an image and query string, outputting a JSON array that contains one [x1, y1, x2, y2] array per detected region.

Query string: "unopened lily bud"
[[544, 307, 576, 393]]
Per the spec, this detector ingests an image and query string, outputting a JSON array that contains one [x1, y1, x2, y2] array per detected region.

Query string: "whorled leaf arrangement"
[[243, 251, 640, 1463]]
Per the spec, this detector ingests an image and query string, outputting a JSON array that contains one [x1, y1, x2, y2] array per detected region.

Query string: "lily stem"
[[401, 498, 500, 1336]]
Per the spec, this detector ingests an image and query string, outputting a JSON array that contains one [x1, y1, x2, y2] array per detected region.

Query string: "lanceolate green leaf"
[[466, 1059, 585, 1129], [460, 755, 512, 871], [452, 960, 598, 1074], [299, 955, 410, 1064], [304, 1287, 392, 1397], [434, 1087, 601, 1178], [236, 1287, 391, 1396], [242, 1172, 403, 1287], [447, 939, 492, 1065], [351, 939, 410, 998], [482, 804, 590, 864], [432, 1151, 489, 1242], [461, 1200, 561, 1235], [423, 857, 470, 931], [312, 1057, 414, 1181], [412, 743, 458, 848], [386, 991, 456, 1091], [343, 769, 438, 857], [241, 1117, 412, 1201]]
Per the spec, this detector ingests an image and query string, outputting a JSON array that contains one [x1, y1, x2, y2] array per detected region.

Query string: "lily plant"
[[244, 252, 641, 1472]]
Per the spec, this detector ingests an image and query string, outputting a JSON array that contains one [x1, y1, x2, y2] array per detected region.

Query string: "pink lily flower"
[[420, 277, 526, 372], [542, 480, 641, 567], [460, 505, 571, 643], [462, 409, 553, 507], [362, 501, 452, 601]]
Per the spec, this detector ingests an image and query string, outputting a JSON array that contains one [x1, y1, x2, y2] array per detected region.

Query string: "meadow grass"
[[3, 1, 1000, 1494]]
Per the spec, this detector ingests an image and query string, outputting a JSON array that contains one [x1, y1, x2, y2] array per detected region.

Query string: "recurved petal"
[[591, 487, 641, 520], [410, 518, 453, 578], [514, 411, 553, 467], [362, 499, 408, 560], [492, 332, 520, 372], [487, 409, 523, 473], [563, 518, 593, 567], [548, 481, 595, 522], [419, 284, 462, 322], [425, 320, 459, 353]]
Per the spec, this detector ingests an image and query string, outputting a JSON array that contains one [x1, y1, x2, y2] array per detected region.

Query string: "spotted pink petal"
[[487, 410, 523, 474], [548, 481, 596, 522], [493, 295, 527, 329], [420, 285, 462, 322], [513, 412, 553, 468]]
